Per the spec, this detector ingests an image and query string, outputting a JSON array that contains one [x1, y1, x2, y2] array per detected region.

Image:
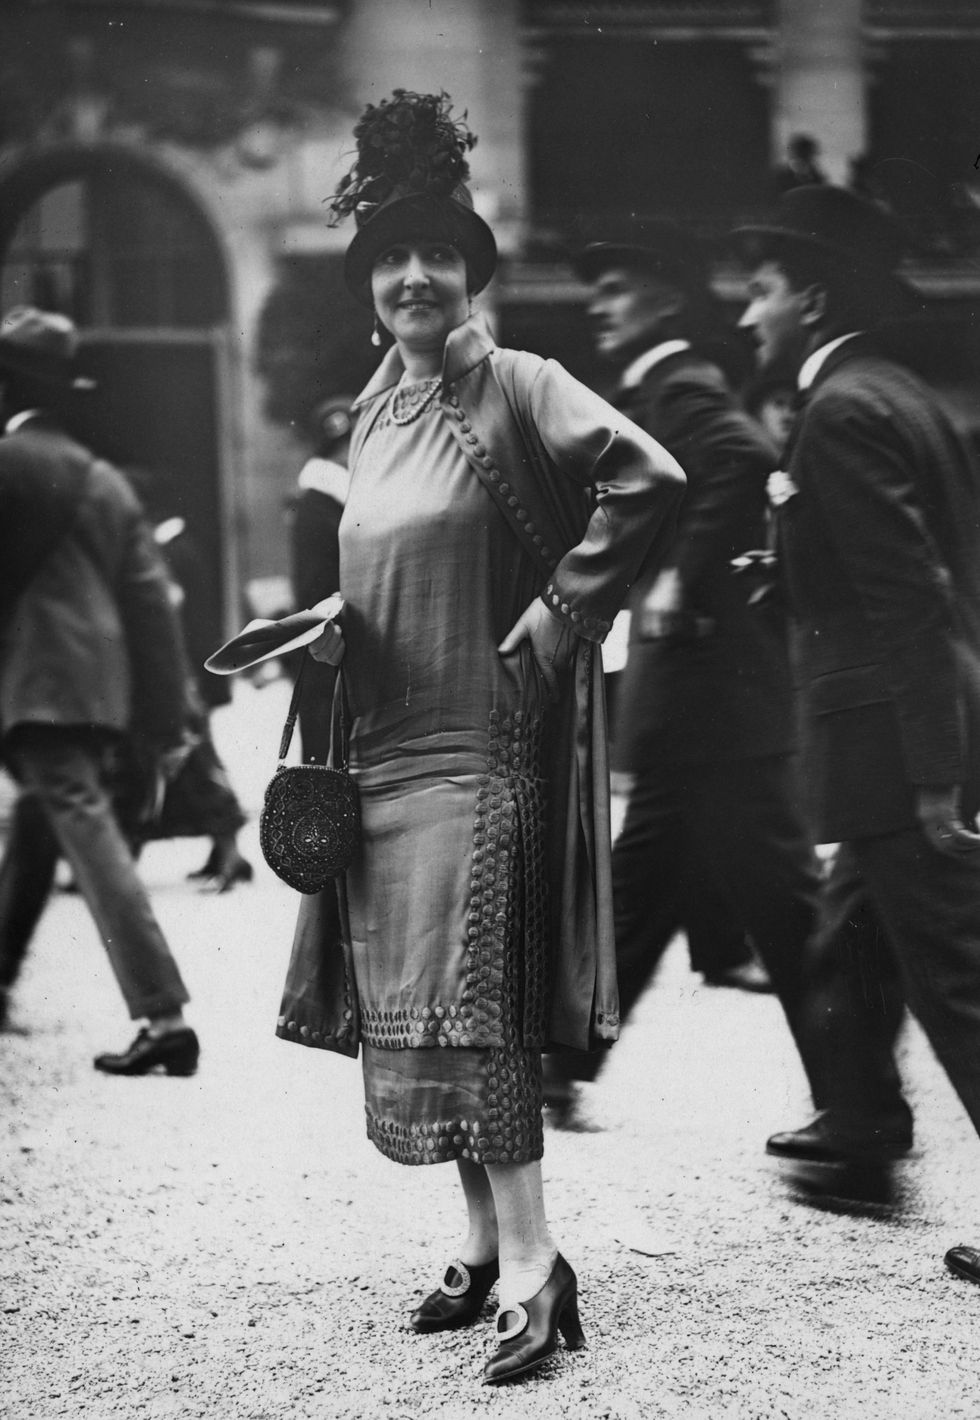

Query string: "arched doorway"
[[0, 144, 234, 652]]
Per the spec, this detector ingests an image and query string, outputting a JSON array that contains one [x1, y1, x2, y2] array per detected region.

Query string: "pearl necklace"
[[388, 375, 443, 426]]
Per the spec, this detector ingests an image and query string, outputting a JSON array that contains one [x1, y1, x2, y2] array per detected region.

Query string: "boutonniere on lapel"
[[766, 469, 799, 508]]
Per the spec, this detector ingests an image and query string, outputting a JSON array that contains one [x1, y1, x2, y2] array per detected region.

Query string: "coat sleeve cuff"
[[540, 582, 612, 643]]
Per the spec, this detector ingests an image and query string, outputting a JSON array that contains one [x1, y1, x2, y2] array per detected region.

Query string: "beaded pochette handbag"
[[259, 659, 360, 893]]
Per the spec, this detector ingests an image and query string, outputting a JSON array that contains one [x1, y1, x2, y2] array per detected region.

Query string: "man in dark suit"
[[0, 307, 199, 1075], [544, 223, 823, 1122], [737, 185, 980, 1284]]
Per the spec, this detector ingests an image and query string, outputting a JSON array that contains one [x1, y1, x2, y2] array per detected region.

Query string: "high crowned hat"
[[733, 184, 914, 309], [0, 306, 95, 388], [329, 89, 497, 304], [574, 218, 710, 295]]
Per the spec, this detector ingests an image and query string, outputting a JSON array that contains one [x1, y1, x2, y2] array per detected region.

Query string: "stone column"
[[773, 0, 865, 184]]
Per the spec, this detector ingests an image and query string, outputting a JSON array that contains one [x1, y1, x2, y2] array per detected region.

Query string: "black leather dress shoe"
[[945, 1246, 980, 1284], [187, 846, 220, 879], [94, 1026, 199, 1076], [766, 1110, 912, 1165], [410, 1257, 499, 1333], [544, 1091, 602, 1133], [786, 1158, 897, 1210]]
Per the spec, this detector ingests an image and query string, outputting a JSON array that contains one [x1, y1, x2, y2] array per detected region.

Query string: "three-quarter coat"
[[777, 336, 980, 840], [276, 314, 685, 1056]]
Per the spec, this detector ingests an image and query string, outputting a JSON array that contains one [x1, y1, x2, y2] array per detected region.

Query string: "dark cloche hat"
[[733, 184, 913, 306], [329, 89, 497, 304], [0, 306, 95, 388], [575, 218, 709, 295]]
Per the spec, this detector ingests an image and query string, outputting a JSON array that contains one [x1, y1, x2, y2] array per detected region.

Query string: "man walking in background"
[[0, 307, 199, 1076], [737, 185, 980, 1284], [545, 223, 822, 1124]]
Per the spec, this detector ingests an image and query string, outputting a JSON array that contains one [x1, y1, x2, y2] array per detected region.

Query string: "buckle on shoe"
[[440, 1260, 471, 1298], [493, 1302, 529, 1343]]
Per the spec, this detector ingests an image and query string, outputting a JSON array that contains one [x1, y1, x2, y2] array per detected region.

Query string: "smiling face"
[[371, 240, 470, 365], [739, 260, 813, 372], [586, 265, 684, 363]]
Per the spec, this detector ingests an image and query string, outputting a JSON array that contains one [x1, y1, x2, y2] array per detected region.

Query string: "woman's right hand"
[[309, 621, 345, 666], [499, 597, 575, 701]]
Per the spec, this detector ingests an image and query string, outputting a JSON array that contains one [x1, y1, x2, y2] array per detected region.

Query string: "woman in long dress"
[[277, 91, 685, 1385]]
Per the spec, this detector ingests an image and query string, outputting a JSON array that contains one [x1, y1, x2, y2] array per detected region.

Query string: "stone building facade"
[[0, 0, 976, 641]]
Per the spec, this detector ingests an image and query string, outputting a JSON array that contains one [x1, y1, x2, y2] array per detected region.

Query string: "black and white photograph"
[[2, 3, 980, 1417]]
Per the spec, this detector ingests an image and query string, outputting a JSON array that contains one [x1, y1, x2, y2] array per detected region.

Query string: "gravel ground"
[[3, 679, 980, 1420]]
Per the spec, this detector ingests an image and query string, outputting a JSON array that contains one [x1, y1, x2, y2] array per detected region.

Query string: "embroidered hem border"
[[365, 1099, 544, 1166]]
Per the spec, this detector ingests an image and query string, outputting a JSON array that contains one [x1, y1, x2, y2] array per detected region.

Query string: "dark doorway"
[[0, 147, 231, 648]]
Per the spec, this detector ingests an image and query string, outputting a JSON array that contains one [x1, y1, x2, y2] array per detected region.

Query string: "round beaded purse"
[[259, 659, 360, 893]]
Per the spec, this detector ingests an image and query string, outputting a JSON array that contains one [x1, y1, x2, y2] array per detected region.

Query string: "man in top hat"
[[544, 221, 824, 1123], [0, 306, 200, 1075], [737, 186, 980, 1282]]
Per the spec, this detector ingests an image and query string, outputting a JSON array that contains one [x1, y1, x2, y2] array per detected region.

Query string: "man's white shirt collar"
[[620, 340, 691, 391], [798, 332, 863, 392], [4, 409, 42, 434]]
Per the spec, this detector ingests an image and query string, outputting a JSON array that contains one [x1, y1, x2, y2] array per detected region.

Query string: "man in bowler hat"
[[545, 222, 823, 1122], [0, 307, 199, 1074], [737, 186, 980, 1283]]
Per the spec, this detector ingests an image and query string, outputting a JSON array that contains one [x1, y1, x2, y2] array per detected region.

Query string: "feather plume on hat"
[[331, 89, 497, 302], [328, 89, 476, 226]]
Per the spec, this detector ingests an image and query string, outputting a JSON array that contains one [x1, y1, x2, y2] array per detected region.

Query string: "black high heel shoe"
[[202, 854, 255, 894], [410, 1257, 499, 1333], [482, 1254, 585, 1385]]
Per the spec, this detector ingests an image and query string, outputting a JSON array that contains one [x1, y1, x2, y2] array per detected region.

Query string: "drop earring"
[[371, 316, 382, 348]]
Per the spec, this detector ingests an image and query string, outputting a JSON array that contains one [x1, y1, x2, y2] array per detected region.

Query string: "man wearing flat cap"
[[545, 221, 823, 1122], [0, 307, 199, 1075], [737, 185, 980, 1283]]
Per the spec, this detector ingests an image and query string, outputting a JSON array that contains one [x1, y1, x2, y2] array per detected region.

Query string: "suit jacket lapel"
[[806, 332, 876, 394]]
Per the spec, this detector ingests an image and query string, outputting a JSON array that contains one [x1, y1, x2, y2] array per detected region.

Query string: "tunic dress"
[[341, 383, 548, 1166], [276, 316, 687, 1136]]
